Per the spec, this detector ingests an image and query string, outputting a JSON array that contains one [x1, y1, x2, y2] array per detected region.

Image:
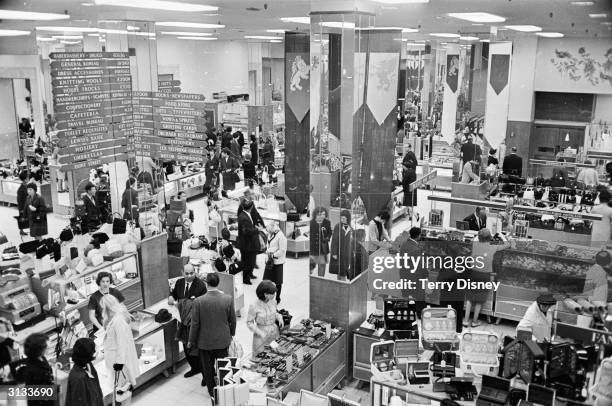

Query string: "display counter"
[[0, 178, 51, 210], [164, 168, 207, 200], [240, 323, 346, 399]]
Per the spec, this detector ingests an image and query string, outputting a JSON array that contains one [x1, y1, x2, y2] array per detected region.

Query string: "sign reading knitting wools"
[[50, 51, 132, 171]]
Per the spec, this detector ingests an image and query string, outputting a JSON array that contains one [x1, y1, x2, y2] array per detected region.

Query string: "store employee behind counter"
[[517, 293, 556, 341], [88, 271, 125, 333]]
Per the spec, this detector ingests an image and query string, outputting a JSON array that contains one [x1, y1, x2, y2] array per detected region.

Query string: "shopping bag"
[[228, 338, 244, 359], [113, 217, 127, 234]]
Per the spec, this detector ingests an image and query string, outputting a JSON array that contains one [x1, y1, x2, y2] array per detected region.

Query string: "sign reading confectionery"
[[50, 52, 131, 172]]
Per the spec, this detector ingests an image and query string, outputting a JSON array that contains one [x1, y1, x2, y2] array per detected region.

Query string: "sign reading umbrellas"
[[50, 52, 132, 172]]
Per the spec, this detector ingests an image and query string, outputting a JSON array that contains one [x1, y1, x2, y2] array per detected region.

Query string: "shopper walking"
[[242, 152, 257, 183], [188, 273, 236, 398], [16, 170, 29, 236], [463, 229, 493, 328], [205, 147, 220, 187], [238, 199, 264, 284], [100, 295, 138, 397], [402, 164, 418, 211], [83, 182, 101, 231], [88, 271, 125, 334], [249, 133, 259, 164], [66, 338, 103, 406], [13, 333, 54, 406], [168, 264, 207, 378], [264, 221, 286, 302], [26, 183, 47, 240], [247, 280, 284, 353], [219, 148, 240, 191], [121, 177, 138, 222], [310, 206, 332, 277], [329, 210, 354, 281], [262, 136, 274, 167], [402, 144, 418, 171]]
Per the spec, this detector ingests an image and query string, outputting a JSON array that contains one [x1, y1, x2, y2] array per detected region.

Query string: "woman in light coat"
[[100, 294, 138, 398], [264, 221, 287, 303]]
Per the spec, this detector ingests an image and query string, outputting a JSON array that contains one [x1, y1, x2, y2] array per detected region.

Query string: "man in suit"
[[169, 264, 207, 378], [399, 227, 428, 312], [502, 146, 523, 177], [221, 127, 233, 150], [464, 207, 487, 231], [460, 135, 482, 168], [188, 273, 236, 397], [83, 182, 101, 231], [219, 148, 240, 191], [237, 199, 264, 285]]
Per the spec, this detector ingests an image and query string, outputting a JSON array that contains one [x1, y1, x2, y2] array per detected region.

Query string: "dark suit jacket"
[[464, 213, 487, 231], [402, 151, 418, 169], [121, 188, 138, 220], [243, 161, 256, 180], [189, 290, 236, 350], [237, 210, 261, 253], [171, 277, 207, 301], [17, 182, 28, 215], [84, 194, 100, 228], [219, 156, 239, 172], [230, 139, 242, 160], [502, 154, 522, 176]]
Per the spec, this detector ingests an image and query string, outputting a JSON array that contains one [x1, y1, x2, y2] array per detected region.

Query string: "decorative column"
[[284, 32, 310, 211]]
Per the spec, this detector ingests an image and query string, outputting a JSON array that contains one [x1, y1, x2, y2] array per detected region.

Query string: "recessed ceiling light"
[[430, 33, 461, 38], [127, 25, 139, 31], [536, 32, 565, 37], [53, 35, 83, 40], [448, 12, 505, 23], [161, 31, 214, 36], [372, 0, 429, 3], [177, 36, 217, 40], [280, 17, 310, 24], [320, 22, 355, 28], [266, 29, 287, 33], [402, 28, 419, 33], [570, 1, 594, 4], [0, 10, 70, 21], [36, 36, 55, 41], [601, 21, 612, 25], [460, 36, 480, 41], [36, 26, 98, 33], [480, 38, 490, 42], [81, 2, 94, 6], [0, 29, 31, 36], [94, 0, 217, 12], [589, 13, 608, 18], [505, 25, 542, 32], [270, 39, 282, 43], [244, 35, 279, 40], [61, 40, 81, 44], [156, 22, 224, 29], [87, 33, 100, 37]]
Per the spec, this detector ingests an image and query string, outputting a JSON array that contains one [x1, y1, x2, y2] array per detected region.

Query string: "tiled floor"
[[0, 188, 515, 405]]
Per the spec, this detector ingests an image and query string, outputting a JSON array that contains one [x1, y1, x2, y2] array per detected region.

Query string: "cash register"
[[0, 270, 42, 327]]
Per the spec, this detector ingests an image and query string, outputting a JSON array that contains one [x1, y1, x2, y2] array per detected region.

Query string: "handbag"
[[112, 215, 127, 234], [114, 370, 133, 404], [264, 254, 275, 275], [231, 171, 240, 184], [257, 230, 267, 254]]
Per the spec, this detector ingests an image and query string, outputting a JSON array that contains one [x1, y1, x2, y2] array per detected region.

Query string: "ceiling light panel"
[[589, 13, 608, 18], [94, 0, 217, 12], [244, 35, 279, 40], [460, 36, 480, 41], [447, 12, 505, 23], [156, 22, 224, 29], [536, 32, 564, 37], [177, 36, 217, 40], [505, 25, 542, 32], [0, 10, 70, 21], [570, 1, 594, 4], [266, 29, 287, 33], [280, 17, 310, 24], [161, 31, 214, 36], [0, 29, 31, 36], [319, 22, 355, 28], [36, 26, 98, 33], [52, 35, 83, 39], [430, 33, 461, 37], [373, 0, 429, 3]]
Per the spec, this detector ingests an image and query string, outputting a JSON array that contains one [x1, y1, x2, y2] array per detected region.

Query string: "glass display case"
[[371, 378, 436, 406]]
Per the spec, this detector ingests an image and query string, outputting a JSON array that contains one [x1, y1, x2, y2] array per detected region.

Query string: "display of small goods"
[[429, 139, 457, 167], [241, 318, 342, 390], [459, 331, 500, 375], [0, 267, 42, 327], [178, 171, 206, 191], [421, 307, 459, 351]]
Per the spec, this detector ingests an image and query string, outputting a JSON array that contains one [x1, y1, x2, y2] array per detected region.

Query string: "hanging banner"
[[484, 42, 513, 150], [353, 52, 367, 114], [490, 54, 510, 95], [366, 53, 400, 125], [445, 54, 460, 93], [285, 52, 310, 123], [440, 45, 461, 144]]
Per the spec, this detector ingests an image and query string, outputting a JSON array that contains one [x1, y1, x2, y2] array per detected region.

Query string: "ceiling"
[[0, 0, 610, 41]]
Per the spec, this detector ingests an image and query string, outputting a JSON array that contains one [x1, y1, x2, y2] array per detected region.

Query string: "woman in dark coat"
[[309, 206, 332, 277], [13, 333, 54, 406], [83, 183, 101, 231], [66, 338, 103, 406], [329, 209, 354, 281], [262, 137, 274, 167], [121, 177, 138, 222], [242, 152, 257, 182], [25, 183, 47, 240], [249, 133, 259, 164], [402, 165, 417, 211], [205, 147, 220, 187], [16, 170, 29, 235]]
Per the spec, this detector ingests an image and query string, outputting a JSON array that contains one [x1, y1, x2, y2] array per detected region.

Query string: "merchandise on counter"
[[421, 307, 459, 351], [458, 331, 500, 375]]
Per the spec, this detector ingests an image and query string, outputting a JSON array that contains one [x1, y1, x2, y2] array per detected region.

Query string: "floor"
[[0, 187, 516, 405]]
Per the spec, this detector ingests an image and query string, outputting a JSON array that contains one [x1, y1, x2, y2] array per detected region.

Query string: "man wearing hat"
[[219, 148, 240, 191], [517, 293, 556, 341], [169, 264, 207, 378], [502, 146, 523, 177]]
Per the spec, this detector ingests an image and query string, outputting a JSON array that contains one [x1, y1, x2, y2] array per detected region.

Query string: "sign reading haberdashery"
[[50, 52, 131, 171]]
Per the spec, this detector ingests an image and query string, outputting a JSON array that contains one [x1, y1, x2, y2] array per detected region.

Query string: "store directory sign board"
[[50, 52, 131, 172]]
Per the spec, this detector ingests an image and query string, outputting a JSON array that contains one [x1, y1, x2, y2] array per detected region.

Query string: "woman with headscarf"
[[66, 338, 103, 406], [329, 210, 354, 281]]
